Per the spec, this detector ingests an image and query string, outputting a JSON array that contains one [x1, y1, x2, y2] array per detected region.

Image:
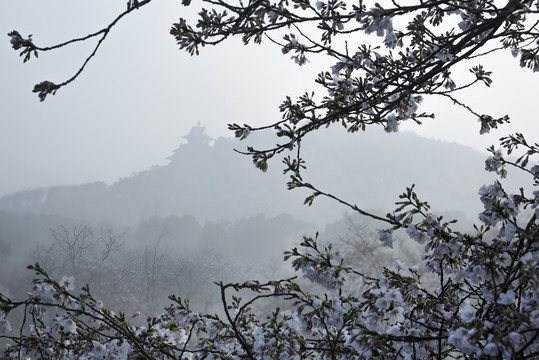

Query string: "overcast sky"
[[1, 1, 537, 197]]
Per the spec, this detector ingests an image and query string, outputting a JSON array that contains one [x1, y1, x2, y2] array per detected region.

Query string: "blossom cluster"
[[204, 0, 539, 169], [7, 31, 38, 63]]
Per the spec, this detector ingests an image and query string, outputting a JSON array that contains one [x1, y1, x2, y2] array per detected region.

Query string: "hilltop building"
[[167, 123, 214, 164]]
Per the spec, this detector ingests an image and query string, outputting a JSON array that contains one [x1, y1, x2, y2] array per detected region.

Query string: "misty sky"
[[1, 0, 537, 197]]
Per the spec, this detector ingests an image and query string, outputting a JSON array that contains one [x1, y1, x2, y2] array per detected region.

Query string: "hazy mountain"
[[0, 124, 523, 226]]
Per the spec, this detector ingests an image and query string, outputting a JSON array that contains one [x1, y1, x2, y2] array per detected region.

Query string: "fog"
[[0, 1, 537, 198], [0, 0, 537, 319], [0, 122, 530, 314]]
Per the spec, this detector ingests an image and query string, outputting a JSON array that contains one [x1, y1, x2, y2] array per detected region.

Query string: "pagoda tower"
[[167, 123, 214, 164]]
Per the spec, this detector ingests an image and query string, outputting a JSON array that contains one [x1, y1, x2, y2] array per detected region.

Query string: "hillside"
[[0, 124, 520, 226]]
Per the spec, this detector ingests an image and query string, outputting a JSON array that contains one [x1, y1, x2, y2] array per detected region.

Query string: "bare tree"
[[97, 227, 124, 263], [142, 229, 168, 305], [50, 225, 94, 277]]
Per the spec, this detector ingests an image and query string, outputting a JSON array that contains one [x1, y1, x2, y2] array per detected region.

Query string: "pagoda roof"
[[182, 123, 213, 143], [167, 123, 214, 161]]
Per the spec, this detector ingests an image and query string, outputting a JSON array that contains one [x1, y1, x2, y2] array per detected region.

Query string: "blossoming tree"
[[2, 0, 539, 359]]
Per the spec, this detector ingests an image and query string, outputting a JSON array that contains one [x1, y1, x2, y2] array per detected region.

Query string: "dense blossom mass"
[[2, 0, 539, 359]]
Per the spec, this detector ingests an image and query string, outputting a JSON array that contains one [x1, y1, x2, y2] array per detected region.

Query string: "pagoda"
[[167, 122, 214, 164]]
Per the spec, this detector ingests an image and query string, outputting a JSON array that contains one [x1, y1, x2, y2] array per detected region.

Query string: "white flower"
[[363, 311, 385, 332], [206, 324, 217, 338], [34, 283, 56, 302], [460, 304, 476, 323], [59, 276, 75, 291], [501, 251, 512, 267], [487, 182, 504, 198], [406, 224, 428, 244], [433, 45, 454, 62], [483, 342, 498, 356], [436, 52, 454, 62], [91, 341, 108, 358], [530, 309, 539, 327], [478, 116, 490, 134], [479, 211, 499, 226], [375, 296, 390, 310], [286, 315, 302, 335], [0, 314, 12, 334], [175, 329, 189, 344], [500, 198, 518, 218], [57, 317, 77, 334], [520, 252, 535, 266], [508, 332, 521, 347], [384, 114, 399, 133], [384, 31, 398, 48], [267, 11, 277, 23], [392, 260, 405, 271], [384, 289, 403, 303], [291, 55, 309, 65], [387, 306, 404, 324], [378, 276, 389, 292], [432, 243, 451, 259], [447, 327, 468, 347], [253, 326, 266, 353], [484, 149, 506, 177], [530, 165, 539, 179], [497, 290, 515, 305], [312, 297, 323, 308], [364, 15, 393, 37], [378, 229, 393, 248], [501, 222, 516, 241], [377, 16, 393, 36], [116, 341, 131, 360]]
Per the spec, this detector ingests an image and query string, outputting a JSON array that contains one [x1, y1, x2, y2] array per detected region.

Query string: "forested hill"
[[0, 125, 521, 226]]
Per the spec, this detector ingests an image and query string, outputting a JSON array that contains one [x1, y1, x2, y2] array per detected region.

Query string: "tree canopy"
[[2, 1, 539, 359]]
